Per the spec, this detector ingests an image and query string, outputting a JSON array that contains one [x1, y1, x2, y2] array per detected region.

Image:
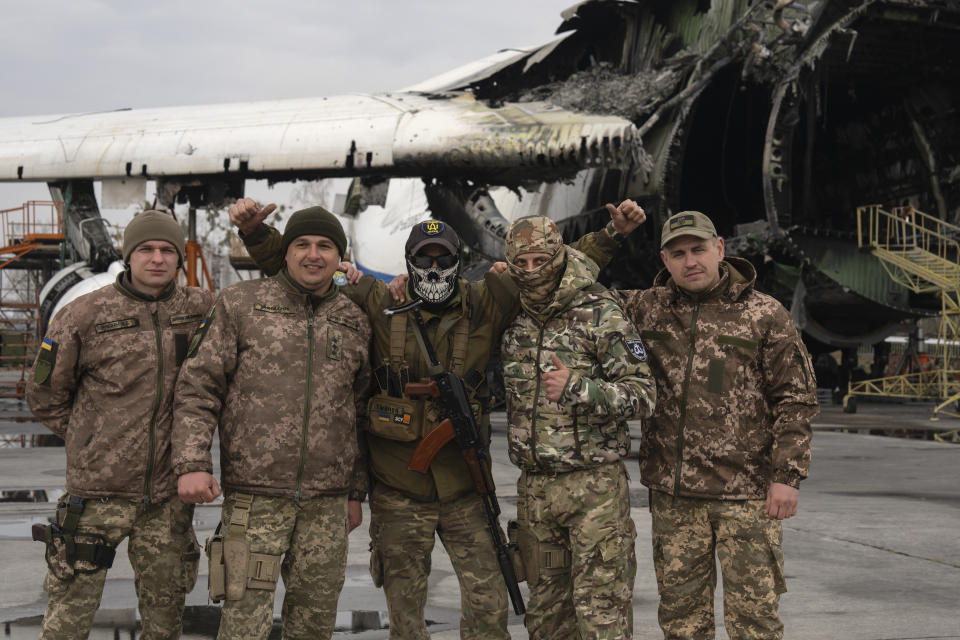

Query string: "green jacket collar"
[[275, 267, 339, 308], [113, 271, 177, 302], [653, 256, 757, 303]]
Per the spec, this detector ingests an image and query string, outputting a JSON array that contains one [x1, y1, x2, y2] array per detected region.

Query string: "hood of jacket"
[[652, 256, 756, 303]]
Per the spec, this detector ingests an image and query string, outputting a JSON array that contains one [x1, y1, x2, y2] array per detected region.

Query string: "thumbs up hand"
[[543, 353, 571, 403], [605, 199, 646, 235], [229, 198, 277, 236]]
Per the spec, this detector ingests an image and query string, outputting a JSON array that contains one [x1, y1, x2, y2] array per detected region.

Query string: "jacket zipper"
[[295, 313, 315, 499], [529, 321, 547, 467], [674, 302, 700, 496], [144, 310, 163, 503], [572, 412, 582, 460]]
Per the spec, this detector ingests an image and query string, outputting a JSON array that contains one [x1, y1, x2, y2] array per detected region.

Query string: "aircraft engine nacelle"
[[38, 261, 124, 334]]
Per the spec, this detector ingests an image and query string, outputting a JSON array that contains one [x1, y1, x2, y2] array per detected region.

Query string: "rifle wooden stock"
[[405, 381, 440, 398], [407, 419, 455, 472]]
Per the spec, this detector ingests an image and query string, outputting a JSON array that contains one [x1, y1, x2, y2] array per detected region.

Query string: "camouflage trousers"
[[368, 485, 509, 640], [216, 491, 349, 640], [650, 491, 787, 640], [40, 495, 199, 640], [517, 460, 637, 640]]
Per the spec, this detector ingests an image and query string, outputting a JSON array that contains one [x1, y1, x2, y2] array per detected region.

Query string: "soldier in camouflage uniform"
[[228, 197, 639, 639], [615, 205, 819, 639], [26, 211, 213, 640], [500, 216, 656, 639], [173, 206, 371, 640]]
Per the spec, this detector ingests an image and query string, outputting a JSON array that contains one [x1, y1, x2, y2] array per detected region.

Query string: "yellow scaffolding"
[[0, 201, 65, 399], [846, 205, 960, 419]]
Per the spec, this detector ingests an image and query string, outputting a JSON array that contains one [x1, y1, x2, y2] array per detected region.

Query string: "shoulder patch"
[[95, 318, 139, 334], [33, 338, 58, 385], [186, 306, 216, 358], [254, 303, 294, 314], [327, 314, 361, 332], [624, 338, 647, 362], [170, 313, 203, 326]]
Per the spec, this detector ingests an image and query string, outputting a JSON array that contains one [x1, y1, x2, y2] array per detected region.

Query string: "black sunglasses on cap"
[[411, 253, 457, 269]]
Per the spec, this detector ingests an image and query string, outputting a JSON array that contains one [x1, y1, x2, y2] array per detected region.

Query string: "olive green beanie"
[[281, 206, 347, 257], [122, 210, 185, 265]]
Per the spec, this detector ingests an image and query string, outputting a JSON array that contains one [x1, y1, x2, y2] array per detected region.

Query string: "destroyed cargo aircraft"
[[0, 0, 958, 360], [421, 0, 960, 356]]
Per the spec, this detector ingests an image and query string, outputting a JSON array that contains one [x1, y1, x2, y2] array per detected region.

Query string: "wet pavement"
[[0, 402, 958, 639]]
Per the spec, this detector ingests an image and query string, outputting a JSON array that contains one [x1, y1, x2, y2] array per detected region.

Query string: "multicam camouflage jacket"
[[172, 271, 372, 501], [619, 257, 818, 499], [240, 221, 624, 502], [502, 248, 656, 473], [26, 273, 214, 503]]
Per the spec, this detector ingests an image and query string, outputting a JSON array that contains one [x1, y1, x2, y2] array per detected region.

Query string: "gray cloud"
[[0, 0, 575, 116]]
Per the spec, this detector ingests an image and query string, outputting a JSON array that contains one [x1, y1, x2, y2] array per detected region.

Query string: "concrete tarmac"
[[0, 402, 957, 639]]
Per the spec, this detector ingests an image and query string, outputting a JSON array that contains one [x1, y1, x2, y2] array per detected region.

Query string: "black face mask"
[[406, 253, 460, 305]]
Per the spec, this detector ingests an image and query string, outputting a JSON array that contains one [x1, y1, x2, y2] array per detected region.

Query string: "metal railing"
[[850, 205, 960, 419], [0, 201, 64, 252]]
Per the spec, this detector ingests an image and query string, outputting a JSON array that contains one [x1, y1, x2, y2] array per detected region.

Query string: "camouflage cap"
[[660, 211, 717, 248], [505, 216, 562, 263], [405, 220, 461, 256]]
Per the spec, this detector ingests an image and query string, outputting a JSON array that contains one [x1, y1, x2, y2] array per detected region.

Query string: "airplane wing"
[[0, 92, 639, 184]]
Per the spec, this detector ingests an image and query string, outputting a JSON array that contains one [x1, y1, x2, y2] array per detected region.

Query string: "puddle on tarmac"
[[2, 606, 394, 637]]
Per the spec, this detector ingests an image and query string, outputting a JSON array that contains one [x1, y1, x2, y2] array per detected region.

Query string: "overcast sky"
[[0, 0, 578, 206], [1, 0, 576, 115]]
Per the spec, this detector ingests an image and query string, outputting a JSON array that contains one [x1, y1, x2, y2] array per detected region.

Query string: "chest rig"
[[367, 309, 475, 442]]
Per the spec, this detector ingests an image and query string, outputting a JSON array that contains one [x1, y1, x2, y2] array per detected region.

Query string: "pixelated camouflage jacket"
[[502, 248, 656, 473], [172, 272, 372, 501], [240, 221, 623, 502], [27, 273, 214, 502], [618, 257, 818, 499]]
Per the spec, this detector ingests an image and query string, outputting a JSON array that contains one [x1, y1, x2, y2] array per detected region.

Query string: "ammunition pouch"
[[205, 527, 226, 602], [509, 519, 570, 588], [368, 394, 424, 441], [207, 493, 281, 602], [245, 551, 282, 591], [34, 496, 115, 582]]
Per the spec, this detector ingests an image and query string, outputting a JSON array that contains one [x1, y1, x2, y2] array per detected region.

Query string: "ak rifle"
[[384, 299, 525, 615]]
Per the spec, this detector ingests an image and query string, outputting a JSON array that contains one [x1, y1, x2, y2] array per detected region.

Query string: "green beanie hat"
[[122, 210, 185, 265], [281, 206, 347, 258]]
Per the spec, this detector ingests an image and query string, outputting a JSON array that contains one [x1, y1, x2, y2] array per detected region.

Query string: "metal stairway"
[[847, 204, 960, 419], [0, 202, 65, 400]]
